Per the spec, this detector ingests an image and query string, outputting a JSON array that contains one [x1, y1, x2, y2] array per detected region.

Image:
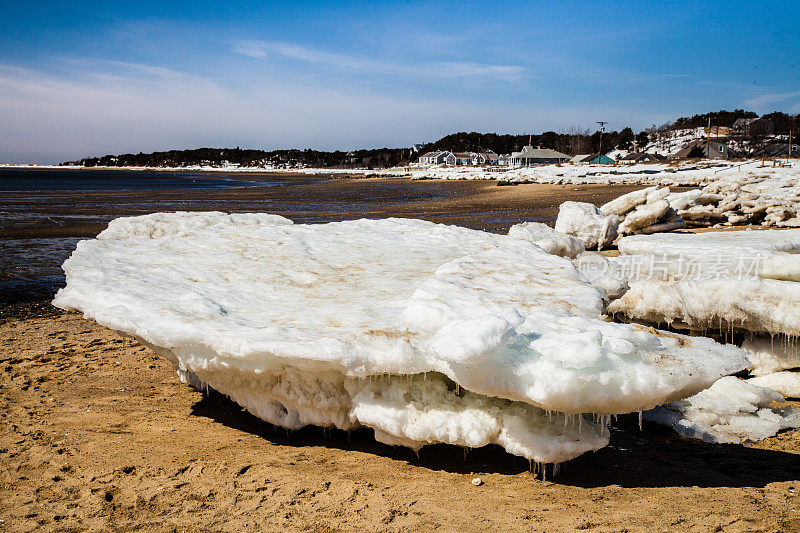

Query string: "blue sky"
[[1, 1, 798, 163]]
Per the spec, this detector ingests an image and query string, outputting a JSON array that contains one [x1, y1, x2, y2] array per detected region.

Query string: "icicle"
[[638, 410, 643, 431]]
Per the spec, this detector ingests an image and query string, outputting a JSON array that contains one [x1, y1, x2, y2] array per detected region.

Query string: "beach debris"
[[644, 376, 800, 444], [471, 477, 483, 486], [507, 221, 585, 258], [55, 212, 748, 464]]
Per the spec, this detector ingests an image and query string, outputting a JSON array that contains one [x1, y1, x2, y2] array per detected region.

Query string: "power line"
[[597, 121, 608, 160]]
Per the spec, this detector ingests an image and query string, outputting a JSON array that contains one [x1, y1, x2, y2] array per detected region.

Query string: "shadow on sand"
[[190, 388, 800, 489]]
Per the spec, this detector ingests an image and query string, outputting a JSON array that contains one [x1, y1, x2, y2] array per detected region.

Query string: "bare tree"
[[566, 124, 590, 155]]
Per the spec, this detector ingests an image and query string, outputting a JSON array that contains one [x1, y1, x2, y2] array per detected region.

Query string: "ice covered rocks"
[[554, 202, 619, 250], [55, 212, 749, 463], [507, 221, 585, 258], [644, 377, 800, 444]]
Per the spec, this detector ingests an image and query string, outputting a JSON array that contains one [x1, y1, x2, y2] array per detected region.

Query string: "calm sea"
[[1, 167, 539, 306], [0, 168, 313, 306]]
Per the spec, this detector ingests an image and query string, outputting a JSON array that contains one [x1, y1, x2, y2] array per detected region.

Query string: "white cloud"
[[232, 40, 526, 82], [744, 90, 800, 109], [0, 59, 670, 163]]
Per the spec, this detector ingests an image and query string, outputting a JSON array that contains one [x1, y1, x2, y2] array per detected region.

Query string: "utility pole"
[[597, 121, 608, 161], [706, 117, 711, 159]]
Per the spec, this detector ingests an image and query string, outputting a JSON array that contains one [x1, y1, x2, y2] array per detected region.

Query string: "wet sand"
[[1, 303, 798, 532], [2, 176, 649, 239]]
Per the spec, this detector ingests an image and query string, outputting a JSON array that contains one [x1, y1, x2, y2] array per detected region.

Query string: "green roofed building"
[[573, 153, 615, 164], [510, 145, 571, 167]]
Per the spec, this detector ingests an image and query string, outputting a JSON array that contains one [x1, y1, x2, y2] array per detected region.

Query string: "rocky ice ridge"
[[54, 212, 750, 464], [554, 174, 800, 251]]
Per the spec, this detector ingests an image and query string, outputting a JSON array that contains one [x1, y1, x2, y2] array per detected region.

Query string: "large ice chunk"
[[507, 221, 585, 258], [644, 376, 800, 443], [748, 372, 800, 399], [554, 202, 619, 250], [55, 213, 749, 462], [608, 229, 800, 336]]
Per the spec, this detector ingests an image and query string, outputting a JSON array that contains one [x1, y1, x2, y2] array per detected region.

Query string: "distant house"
[[673, 139, 729, 160], [418, 151, 439, 165], [418, 151, 451, 165], [498, 154, 512, 166], [452, 152, 476, 165], [473, 151, 499, 165], [511, 146, 571, 166], [587, 154, 614, 164], [572, 153, 614, 164], [732, 117, 774, 137], [621, 152, 667, 163]]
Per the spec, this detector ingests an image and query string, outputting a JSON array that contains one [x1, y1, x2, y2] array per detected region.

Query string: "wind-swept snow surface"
[[54, 213, 748, 463]]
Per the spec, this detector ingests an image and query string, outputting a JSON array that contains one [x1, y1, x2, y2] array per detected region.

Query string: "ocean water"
[[0, 168, 541, 306], [0, 169, 309, 306], [0, 168, 277, 192]]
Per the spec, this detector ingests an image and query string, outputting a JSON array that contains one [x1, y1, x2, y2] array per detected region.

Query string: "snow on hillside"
[[644, 127, 708, 156]]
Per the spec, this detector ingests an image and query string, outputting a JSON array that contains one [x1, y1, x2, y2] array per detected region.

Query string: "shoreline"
[[0, 163, 390, 178], [1, 178, 649, 240]]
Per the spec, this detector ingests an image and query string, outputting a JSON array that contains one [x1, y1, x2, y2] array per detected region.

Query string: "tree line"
[[65, 109, 798, 169], [66, 147, 411, 170]]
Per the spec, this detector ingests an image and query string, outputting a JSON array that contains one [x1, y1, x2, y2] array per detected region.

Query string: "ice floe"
[[747, 372, 800, 399], [554, 202, 619, 250], [644, 376, 800, 444], [507, 221, 585, 258], [607, 229, 800, 336], [54, 212, 749, 463]]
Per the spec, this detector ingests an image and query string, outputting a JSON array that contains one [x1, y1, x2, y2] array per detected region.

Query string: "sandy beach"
[[1, 177, 799, 532]]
